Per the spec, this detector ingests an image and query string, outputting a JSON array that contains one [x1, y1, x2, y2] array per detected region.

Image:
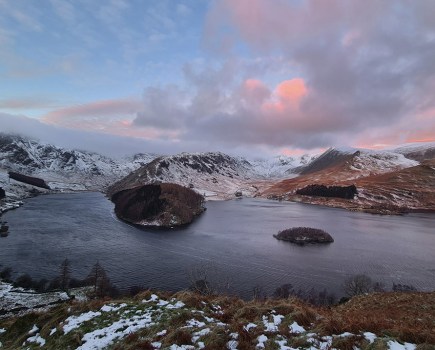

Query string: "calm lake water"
[[1, 192, 434, 298]]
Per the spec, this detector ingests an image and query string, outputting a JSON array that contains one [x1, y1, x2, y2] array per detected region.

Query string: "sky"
[[0, 0, 435, 157]]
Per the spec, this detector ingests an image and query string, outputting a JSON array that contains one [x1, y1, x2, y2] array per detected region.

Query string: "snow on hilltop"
[[298, 147, 419, 179], [390, 142, 435, 161], [244, 154, 317, 178], [0, 133, 155, 192], [1, 132, 431, 205], [107, 151, 319, 200], [108, 152, 259, 200]]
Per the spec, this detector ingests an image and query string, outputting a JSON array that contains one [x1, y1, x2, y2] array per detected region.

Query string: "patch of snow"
[[387, 340, 416, 350], [337, 331, 353, 337], [25, 333, 46, 347], [0, 328, 5, 334], [166, 301, 185, 309], [275, 336, 294, 350], [77, 311, 153, 350], [256, 334, 268, 348], [156, 329, 167, 336], [244, 323, 257, 331], [185, 319, 206, 328], [49, 328, 57, 336], [289, 321, 305, 334], [227, 339, 239, 349], [100, 303, 127, 312], [63, 311, 102, 334], [192, 327, 210, 342], [143, 294, 159, 303], [364, 332, 376, 344], [262, 314, 284, 332], [28, 324, 38, 335], [152, 341, 162, 349]]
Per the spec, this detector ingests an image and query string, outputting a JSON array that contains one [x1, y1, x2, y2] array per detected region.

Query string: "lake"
[[1, 192, 434, 298]]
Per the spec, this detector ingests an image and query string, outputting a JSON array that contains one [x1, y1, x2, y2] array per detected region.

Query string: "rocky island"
[[274, 227, 334, 245], [111, 183, 205, 228]]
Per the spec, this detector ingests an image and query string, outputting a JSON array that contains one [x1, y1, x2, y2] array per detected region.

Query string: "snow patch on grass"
[[63, 311, 102, 334]]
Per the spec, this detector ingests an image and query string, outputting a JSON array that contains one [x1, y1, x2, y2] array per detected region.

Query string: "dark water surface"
[[1, 192, 434, 297]]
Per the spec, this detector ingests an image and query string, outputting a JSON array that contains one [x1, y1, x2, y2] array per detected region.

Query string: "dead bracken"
[[274, 227, 334, 245]]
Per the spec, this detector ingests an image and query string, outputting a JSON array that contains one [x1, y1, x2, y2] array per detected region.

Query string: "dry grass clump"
[[201, 328, 229, 350], [317, 292, 435, 344], [163, 328, 193, 347]]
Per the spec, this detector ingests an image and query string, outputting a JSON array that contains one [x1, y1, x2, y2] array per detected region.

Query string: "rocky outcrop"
[[0, 187, 5, 199], [274, 227, 334, 245], [111, 183, 205, 228]]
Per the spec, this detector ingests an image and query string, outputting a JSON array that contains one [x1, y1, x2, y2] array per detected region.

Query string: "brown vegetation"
[[262, 160, 435, 214], [296, 184, 357, 199], [8, 171, 50, 189], [111, 183, 205, 227], [274, 227, 334, 245], [320, 292, 435, 344]]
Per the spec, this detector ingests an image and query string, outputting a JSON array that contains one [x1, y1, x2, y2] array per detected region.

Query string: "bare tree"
[[252, 285, 267, 301], [59, 258, 71, 292], [187, 263, 231, 296], [86, 261, 110, 297], [343, 274, 373, 297]]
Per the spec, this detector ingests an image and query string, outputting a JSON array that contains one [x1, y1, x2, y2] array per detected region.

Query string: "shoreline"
[[264, 193, 435, 216]]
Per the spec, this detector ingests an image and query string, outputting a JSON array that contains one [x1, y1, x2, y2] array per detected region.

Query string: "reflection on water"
[[1, 192, 434, 298]]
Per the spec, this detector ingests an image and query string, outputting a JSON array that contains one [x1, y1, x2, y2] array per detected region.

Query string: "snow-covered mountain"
[[2, 132, 433, 206], [108, 152, 261, 199], [297, 147, 419, 179], [0, 133, 155, 192], [245, 154, 317, 178], [391, 142, 435, 162]]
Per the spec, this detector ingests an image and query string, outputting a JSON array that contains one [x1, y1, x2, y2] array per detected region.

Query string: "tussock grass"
[[1, 290, 434, 349]]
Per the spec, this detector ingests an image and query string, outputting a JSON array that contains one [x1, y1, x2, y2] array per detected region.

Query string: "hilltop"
[[262, 147, 435, 214]]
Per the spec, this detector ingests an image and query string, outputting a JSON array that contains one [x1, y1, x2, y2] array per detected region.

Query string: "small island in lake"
[[111, 183, 205, 228], [274, 227, 334, 245]]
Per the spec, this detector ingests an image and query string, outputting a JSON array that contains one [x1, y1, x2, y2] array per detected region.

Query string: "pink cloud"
[[261, 78, 307, 116], [42, 98, 142, 125], [40, 97, 180, 141]]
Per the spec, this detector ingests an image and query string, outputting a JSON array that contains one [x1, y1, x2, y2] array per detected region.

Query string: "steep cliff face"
[[111, 183, 205, 227]]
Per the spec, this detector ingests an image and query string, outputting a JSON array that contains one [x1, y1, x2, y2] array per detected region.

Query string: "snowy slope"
[[0, 133, 155, 191], [108, 152, 260, 200], [390, 142, 435, 161], [350, 149, 419, 177], [297, 147, 419, 179], [244, 154, 317, 178]]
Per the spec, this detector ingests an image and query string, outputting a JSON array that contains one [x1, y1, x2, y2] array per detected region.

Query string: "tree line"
[[0, 259, 119, 298]]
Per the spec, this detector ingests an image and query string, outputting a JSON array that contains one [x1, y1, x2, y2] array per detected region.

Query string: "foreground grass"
[[0, 290, 434, 349]]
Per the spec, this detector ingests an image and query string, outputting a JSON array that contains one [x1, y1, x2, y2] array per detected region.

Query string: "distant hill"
[[0, 133, 155, 191], [262, 147, 435, 214], [392, 142, 435, 162]]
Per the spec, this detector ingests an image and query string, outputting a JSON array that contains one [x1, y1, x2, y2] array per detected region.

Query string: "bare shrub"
[[59, 258, 71, 292], [392, 283, 418, 292], [343, 274, 373, 297], [188, 263, 231, 296]]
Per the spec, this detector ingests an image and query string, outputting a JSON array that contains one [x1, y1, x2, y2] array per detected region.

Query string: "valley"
[[1, 133, 435, 217], [1, 134, 435, 349]]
